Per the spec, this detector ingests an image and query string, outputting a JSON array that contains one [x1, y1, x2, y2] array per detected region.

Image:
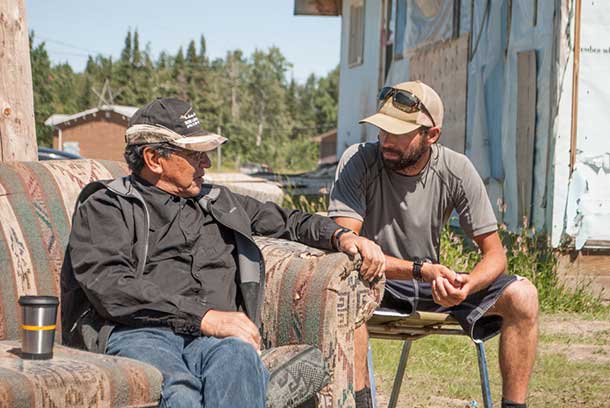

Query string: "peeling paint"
[[565, 153, 610, 249]]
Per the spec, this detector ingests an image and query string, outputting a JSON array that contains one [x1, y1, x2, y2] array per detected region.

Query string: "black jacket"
[[61, 175, 339, 353]]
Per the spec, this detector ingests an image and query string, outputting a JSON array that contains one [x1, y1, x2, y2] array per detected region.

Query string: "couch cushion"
[[0, 160, 128, 342], [262, 344, 329, 408], [0, 340, 162, 408], [0, 341, 327, 408]]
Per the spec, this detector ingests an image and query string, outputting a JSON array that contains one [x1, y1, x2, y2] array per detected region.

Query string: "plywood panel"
[[557, 251, 610, 301], [516, 50, 537, 224], [409, 34, 469, 154]]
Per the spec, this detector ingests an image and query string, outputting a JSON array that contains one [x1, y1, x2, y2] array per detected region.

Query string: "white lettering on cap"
[[180, 108, 200, 129]]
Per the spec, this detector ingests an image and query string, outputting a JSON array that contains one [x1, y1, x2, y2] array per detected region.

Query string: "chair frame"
[[366, 310, 493, 408]]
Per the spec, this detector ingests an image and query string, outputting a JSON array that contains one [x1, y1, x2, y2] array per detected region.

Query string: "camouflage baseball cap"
[[125, 98, 227, 152]]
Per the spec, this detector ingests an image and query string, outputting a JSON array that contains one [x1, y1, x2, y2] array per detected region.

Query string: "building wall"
[[337, 0, 557, 235], [550, 0, 610, 249], [337, 0, 383, 155], [53, 119, 127, 162]]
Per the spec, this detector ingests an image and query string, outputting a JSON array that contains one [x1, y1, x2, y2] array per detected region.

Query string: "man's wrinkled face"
[[158, 149, 211, 197], [379, 128, 429, 171]]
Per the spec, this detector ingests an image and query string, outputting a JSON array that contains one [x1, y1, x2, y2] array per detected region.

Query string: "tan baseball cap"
[[125, 98, 227, 152], [359, 81, 444, 135]]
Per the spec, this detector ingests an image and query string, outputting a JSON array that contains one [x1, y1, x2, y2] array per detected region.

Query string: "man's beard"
[[381, 138, 429, 171]]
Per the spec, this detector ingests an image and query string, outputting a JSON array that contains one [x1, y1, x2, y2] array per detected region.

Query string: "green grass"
[[370, 314, 610, 407]]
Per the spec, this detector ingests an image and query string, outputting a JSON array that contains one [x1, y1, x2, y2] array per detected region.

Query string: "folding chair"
[[367, 309, 493, 408]]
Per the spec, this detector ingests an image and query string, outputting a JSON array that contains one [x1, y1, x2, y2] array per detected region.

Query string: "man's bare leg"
[[487, 278, 539, 403], [354, 324, 371, 405]]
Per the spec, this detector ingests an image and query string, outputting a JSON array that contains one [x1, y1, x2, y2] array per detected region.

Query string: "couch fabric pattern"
[[0, 159, 384, 408], [258, 237, 384, 407], [262, 344, 329, 408], [0, 340, 162, 408]]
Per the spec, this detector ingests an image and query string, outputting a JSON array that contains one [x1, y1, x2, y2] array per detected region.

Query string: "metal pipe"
[[388, 340, 412, 408], [367, 342, 378, 408], [474, 339, 493, 408], [368, 326, 467, 336]]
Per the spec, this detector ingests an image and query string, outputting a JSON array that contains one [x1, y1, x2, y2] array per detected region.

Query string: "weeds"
[[282, 193, 329, 214], [441, 218, 608, 315]]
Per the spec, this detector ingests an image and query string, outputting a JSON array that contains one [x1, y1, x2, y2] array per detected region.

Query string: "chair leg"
[[367, 341, 378, 408], [474, 339, 493, 408], [388, 340, 412, 408]]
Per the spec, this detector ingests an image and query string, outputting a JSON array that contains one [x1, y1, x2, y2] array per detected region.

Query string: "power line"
[[45, 49, 90, 58], [35, 35, 105, 56]]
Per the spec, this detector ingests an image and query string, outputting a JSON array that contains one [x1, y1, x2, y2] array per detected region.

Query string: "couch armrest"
[[256, 236, 385, 408]]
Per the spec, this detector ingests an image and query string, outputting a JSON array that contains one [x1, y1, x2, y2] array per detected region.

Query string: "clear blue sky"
[[25, 0, 341, 82]]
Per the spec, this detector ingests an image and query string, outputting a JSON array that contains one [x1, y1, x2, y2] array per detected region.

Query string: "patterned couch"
[[0, 159, 384, 408]]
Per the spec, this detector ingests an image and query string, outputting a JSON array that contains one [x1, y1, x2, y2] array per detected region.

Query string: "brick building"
[[45, 105, 137, 161]]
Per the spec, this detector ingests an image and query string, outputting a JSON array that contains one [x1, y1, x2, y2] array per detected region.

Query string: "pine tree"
[[172, 47, 187, 100], [174, 47, 185, 68], [120, 30, 132, 63], [29, 32, 55, 146], [132, 29, 142, 67], [199, 34, 207, 64], [186, 40, 198, 66], [115, 30, 136, 105]]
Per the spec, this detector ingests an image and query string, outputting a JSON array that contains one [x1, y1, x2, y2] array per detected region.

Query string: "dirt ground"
[[372, 313, 610, 408]]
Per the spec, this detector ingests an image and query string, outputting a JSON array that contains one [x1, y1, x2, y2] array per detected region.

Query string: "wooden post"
[[569, 0, 582, 173], [0, 0, 37, 162]]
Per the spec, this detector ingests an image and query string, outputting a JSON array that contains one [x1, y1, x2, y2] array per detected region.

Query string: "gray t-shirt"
[[328, 142, 497, 263]]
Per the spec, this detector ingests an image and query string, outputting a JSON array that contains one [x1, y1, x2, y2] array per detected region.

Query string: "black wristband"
[[332, 227, 354, 250], [412, 258, 424, 282]]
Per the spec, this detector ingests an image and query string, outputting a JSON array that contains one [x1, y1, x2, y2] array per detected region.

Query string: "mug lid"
[[18, 296, 59, 306]]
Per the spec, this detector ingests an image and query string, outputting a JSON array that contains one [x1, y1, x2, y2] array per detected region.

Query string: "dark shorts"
[[379, 274, 522, 341]]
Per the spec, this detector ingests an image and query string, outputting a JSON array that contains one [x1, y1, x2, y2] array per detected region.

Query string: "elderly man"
[[61, 98, 385, 408], [329, 81, 538, 408]]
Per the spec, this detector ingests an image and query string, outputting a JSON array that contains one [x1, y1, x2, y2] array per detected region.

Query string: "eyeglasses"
[[378, 87, 436, 128], [163, 145, 209, 162]]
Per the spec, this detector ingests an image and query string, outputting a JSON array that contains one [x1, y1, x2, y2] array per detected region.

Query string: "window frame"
[[348, 0, 366, 68]]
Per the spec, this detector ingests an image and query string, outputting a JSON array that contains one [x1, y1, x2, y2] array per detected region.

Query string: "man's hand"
[[431, 274, 472, 307], [421, 263, 463, 287], [337, 232, 386, 282], [200, 310, 261, 351]]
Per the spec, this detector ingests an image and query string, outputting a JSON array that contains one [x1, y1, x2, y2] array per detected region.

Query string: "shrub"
[[440, 220, 608, 314]]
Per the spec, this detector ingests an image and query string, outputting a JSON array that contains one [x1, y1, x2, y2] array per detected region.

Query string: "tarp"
[[467, 1, 555, 232], [380, 1, 556, 230]]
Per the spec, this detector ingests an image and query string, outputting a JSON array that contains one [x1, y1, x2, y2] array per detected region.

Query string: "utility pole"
[[0, 0, 37, 162], [216, 126, 222, 171], [229, 54, 240, 120]]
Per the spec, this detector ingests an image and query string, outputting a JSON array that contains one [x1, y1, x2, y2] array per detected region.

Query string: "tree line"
[[30, 30, 339, 171]]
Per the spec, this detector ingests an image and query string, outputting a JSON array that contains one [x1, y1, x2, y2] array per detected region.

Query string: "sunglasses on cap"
[[378, 87, 436, 128]]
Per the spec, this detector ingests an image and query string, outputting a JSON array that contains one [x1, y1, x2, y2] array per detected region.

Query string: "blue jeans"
[[106, 327, 269, 408]]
